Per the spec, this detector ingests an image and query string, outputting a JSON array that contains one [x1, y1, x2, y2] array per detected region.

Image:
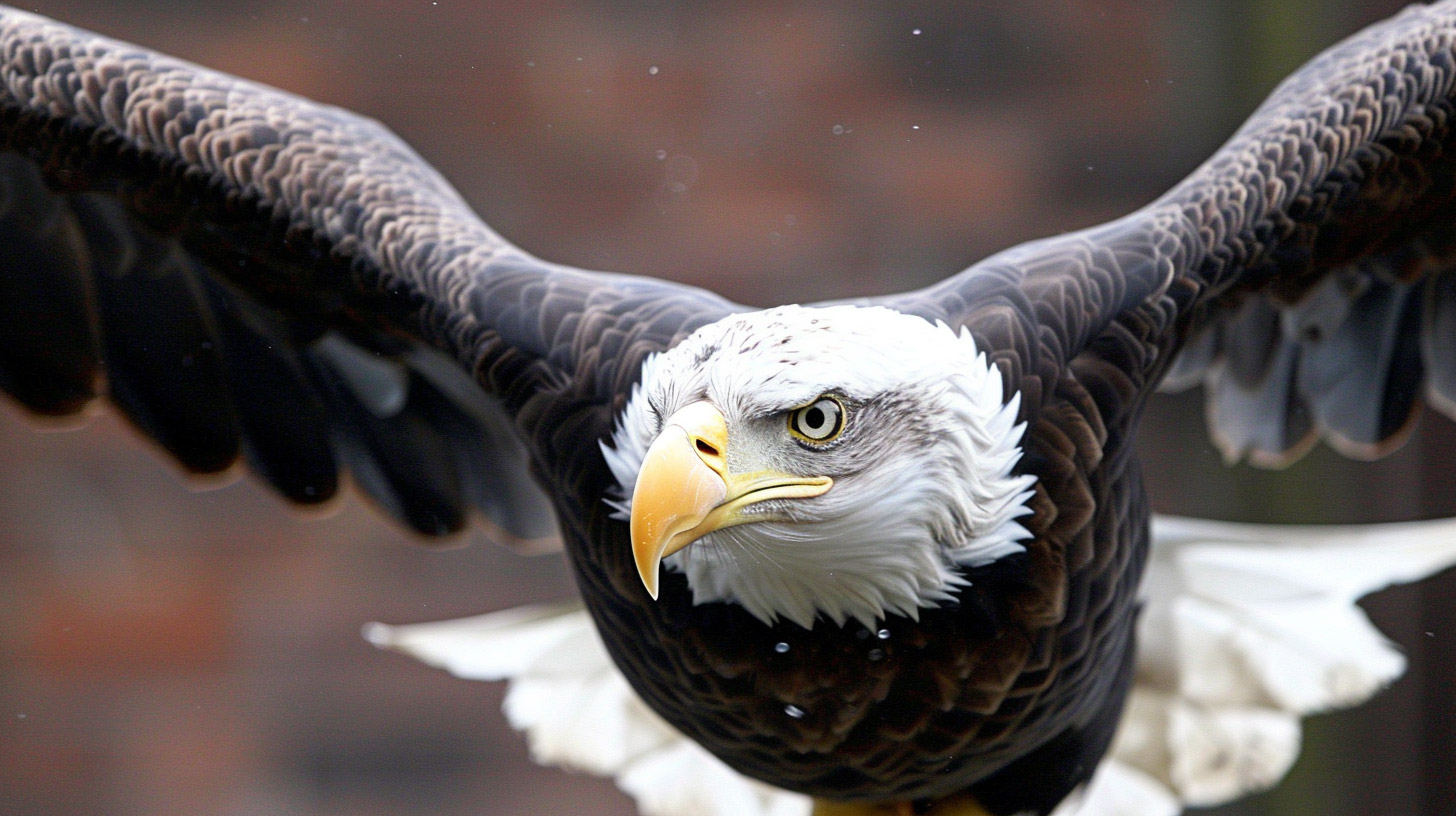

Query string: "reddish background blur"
[[1, 2, 1454, 815]]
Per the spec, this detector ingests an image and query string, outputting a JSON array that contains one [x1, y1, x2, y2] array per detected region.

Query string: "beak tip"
[[637, 562, 662, 600]]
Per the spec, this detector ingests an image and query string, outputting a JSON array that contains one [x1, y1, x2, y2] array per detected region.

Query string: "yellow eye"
[[788, 396, 846, 444]]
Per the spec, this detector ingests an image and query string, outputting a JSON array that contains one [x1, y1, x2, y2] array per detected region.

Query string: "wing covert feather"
[[880, 0, 1456, 468], [0, 7, 737, 537]]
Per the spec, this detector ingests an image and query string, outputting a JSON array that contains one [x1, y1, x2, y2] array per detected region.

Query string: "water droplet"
[[648, 65, 659, 75], [877, 629, 891, 640], [831, 124, 845, 135], [654, 149, 667, 160], [911, 125, 920, 130], [912, 28, 922, 35], [784, 704, 806, 719], [856, 628, 872, 640], [867, 648, 885, 661], [774, 642, 790, 653]]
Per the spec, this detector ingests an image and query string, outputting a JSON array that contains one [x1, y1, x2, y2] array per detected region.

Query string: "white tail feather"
[[366, 514, 1456, 815], [366, 603, 810, 816], [1048, 760, 1179, 816], [1112, 515, 1456, 810]]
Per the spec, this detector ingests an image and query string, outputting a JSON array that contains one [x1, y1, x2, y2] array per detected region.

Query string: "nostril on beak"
[[695, 439, 720, 457]]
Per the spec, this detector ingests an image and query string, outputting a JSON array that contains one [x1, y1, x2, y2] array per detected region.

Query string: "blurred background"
[[1, 1, 1454, 814]]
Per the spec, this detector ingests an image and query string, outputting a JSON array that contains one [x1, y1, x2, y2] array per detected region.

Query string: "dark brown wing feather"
[[6, 4, 1456, 814], [774, 2, 1456, 807], [0, 8, 737, 538], [1151, 1, 1456, 466], [888, 1, 1456, 469]]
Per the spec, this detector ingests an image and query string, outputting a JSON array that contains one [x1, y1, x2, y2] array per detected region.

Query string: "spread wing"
[[0, 8, 739, 539], [882, 0, 1456, 468]]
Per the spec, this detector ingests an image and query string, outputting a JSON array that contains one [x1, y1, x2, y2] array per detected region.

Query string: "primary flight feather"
[[2, 3, 1456, 815]]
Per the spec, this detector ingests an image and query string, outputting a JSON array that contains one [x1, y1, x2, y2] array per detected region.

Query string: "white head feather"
[[602, 304, 1037, 629]]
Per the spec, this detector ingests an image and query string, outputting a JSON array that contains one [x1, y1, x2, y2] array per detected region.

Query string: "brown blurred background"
[[1, 1, 1454, 814]]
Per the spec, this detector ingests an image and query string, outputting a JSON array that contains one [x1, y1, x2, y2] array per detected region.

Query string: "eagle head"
[[603, 304, 1037, 629]]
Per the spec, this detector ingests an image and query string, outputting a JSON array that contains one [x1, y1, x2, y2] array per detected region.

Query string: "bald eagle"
[[2, 3, 1456, 816]]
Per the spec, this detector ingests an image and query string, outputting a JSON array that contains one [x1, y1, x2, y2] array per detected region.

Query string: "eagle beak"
[[629, 401, 833, 599]]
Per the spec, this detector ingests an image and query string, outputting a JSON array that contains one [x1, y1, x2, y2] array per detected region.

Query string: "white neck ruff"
[[602, 305, 1037, 629]]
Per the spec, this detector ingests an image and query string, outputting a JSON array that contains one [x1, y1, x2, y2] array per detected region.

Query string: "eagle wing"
[[0, 8, 739, 539], [883, 0, 1456, 468]]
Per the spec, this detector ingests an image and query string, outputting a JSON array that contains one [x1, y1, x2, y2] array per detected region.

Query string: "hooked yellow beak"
[[629, 401, 833, 599]]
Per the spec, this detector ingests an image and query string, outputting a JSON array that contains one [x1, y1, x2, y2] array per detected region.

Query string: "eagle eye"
[[788, 396, 846, 444]]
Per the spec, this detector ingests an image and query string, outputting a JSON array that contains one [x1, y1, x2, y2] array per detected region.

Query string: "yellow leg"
[[812, 801, 912, 816], [812, 793, 994, 816]]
